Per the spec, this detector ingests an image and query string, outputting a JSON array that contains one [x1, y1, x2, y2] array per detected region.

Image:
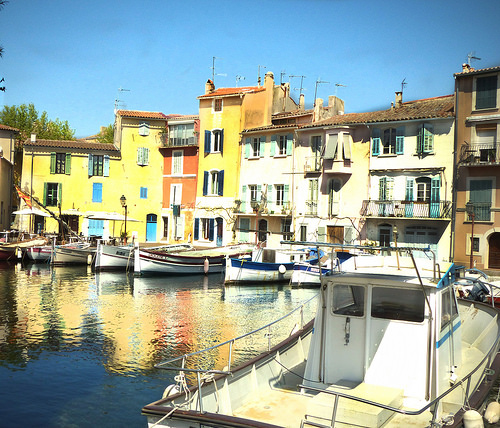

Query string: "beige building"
[[0, 124, 18, 232]]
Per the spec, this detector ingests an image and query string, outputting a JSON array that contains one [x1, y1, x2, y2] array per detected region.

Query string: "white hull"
[[224, 257, 294, 284], [52, 245, 94, 265], [25, 246, 52, 262], [95, 244, 133, 270]]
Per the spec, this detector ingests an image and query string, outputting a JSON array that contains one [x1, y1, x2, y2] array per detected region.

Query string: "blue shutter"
[[92, 183, 103, 203], [405, 178, 414, 217], [396, 127, 405, 154], [260, 136, 265, 158], [103, 155, 110, 176], [270, 135, 276, 157], [194, 218, 200, 240], [203, 171, 209, 195], [220, 129, 224, 154], [372, 129, 380, 156], [286, 133, 293, 155], [245, 137, 250, 158], [204, 131, 211, 154], [209, 218, 215, 241], [88, 154, 93, 176], [218, 170, 224, 196]]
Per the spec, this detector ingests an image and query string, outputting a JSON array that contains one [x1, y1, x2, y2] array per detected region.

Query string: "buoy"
[[463, 409, 484, 428], [278, 264, 286, 274], [484, 401, 500, 424], [204, 257, 209, 274]]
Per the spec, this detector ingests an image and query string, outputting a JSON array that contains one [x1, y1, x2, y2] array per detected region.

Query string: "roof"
[[198, 86, 265, 99], [301, 95, 455, 129], [242, 124, 300, 133], [273, 109, 314, 119], [166, 114, 199, 121], [23, 138, 119, 152], [116, 110, 167, 120], [0, 124, 19, 132], [454, 65, 500, 77]]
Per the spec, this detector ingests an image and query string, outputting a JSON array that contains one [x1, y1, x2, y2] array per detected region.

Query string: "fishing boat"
[[94, 242, 193, 271], [142, 243, 500, 428], [51, 242, 95, 265], [224, 247, 311, 285], [133, 242, 253, 275], [24, 245, 52, 262], [0, 236, 48, 261]]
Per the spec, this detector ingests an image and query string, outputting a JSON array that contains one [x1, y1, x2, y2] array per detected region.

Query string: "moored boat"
[[134, 242, 253, 275], [142, 243, 500, 428], [0, 236, 49, 261], [24, 245, 52, 262], [51, 243, 95, 265]]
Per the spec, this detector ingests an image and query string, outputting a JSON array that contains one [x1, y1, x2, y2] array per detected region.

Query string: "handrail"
[[154, 293, 318, 373]]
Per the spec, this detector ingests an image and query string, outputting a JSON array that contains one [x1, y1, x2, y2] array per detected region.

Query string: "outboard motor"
[[466, 280, 490, 303]]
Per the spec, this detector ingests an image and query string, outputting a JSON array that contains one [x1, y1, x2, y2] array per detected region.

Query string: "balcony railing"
[[460, 143, 500, 165], [467, 202, 492, 222], [361, 200, 452, 219], [305, 200, 318, 216], [304, 156, 322, 172], [160, 136, 198, 147]]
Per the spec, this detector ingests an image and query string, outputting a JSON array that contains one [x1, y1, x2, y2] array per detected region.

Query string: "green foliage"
[[96, 124, 114, 144], [0, 103, 75, 144]]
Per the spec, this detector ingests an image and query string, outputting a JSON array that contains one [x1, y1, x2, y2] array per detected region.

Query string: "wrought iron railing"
[[467, 202, 492, 222], [304, 156, 322, 172], [305, 200, 318, 216], [460, 142, 500, 165], [362, 200, 452, 219]]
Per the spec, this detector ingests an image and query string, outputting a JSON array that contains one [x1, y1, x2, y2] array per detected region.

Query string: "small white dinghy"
[[143, 243, 500, 428]]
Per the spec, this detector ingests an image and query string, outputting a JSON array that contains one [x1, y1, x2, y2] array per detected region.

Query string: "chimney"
[[264, 71, 274, 88], [205, 79, 215, 94], [299, 93, 305, 110], [462, 63, 475, 73], [395, 91, 403, 108], [100, 126, 106, 134]]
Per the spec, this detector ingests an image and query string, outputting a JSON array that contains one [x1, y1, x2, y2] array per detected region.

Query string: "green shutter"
[[405, 178, 414, 201], [260, 136, 265, 158], [245, 137, 250, 159], [43, 183, 48, 206], [396, 127, 405, 154], [88, 154, 93, 176], [50, 153, 56, 174], [58, 183, 62, 205], [318, 226, 326, 242], [270, 135, 276, 157], [241, 185, 247, 212], [65, 153, 71, 175], [267, 184, 273, 210], [286, 133, 293, 155], [372, 129, 380, 156], [284, 185, 289, 203]]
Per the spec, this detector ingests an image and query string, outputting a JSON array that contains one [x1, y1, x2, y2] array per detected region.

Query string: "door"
[[327, 225, 344, 244], [146, 214, 157, 242], [489, 233, 500, 269], [258, 219, 268, 244]]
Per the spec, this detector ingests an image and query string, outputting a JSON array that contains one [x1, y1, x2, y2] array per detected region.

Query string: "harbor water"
[[0, 261, 317, 428]]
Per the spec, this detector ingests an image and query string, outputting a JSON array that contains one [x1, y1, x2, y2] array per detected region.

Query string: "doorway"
[[327, 225, 344, 244], [258, 219, 268, 245], [216, 217, 223, 247], [146, 214, 157, 242], [489, 233, 500, 269]]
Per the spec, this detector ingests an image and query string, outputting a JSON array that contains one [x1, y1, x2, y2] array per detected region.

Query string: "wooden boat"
[[0, 236, 48, 261], [51, 243, 95, 265], [94, 242, 193, 271], [134, 243, 254, 275], [142, 243, 500, 428], [24, 245, 52, 262], [224, 247, 310, 285]]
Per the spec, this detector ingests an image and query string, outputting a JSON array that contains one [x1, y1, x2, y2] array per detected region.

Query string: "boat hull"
[[290, 262, 332, 286], [25, 246, 52, 262], [95, 244, 133, 270], [52, 246, 95, 265], [0, 247, 17, 261], [224, 257, 294, 284]]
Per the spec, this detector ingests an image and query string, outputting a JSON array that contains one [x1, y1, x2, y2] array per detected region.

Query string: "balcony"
[[160, 136, 198, 148], [304, 156, 322, 173], [305, 200, 318, 216], [361, 200, 452, 219], [460, 143, 500, 165], [467, 202, 492, 222]]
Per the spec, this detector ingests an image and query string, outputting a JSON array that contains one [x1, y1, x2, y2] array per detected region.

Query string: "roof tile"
[[24, 138, 119, 152]]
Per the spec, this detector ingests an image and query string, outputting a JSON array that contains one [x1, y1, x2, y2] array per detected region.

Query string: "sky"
[[0, 0, 499, 138]]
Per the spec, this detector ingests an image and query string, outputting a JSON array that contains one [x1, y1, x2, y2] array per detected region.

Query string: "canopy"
[[61, 208, 84, 216], [86, 212, 140, 222], [12, 208, 50, 217]]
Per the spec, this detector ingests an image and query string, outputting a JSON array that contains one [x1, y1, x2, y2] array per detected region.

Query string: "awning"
[[86, 212, 140, 222], [12, 208, 50, 217]]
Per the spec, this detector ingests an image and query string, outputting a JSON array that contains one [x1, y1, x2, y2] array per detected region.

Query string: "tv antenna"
[[280, 70, 287, 85], [335, 83, 346, 96], [114, 87, 130, 113], [258, 65, 266, 86], [467, 51, 481, 65], [235, 75, 245, 87], [401, 78, 407, 94], [289, 75, 306, 96], [211, 57, 227, 85], [314, 78, 330, 106]]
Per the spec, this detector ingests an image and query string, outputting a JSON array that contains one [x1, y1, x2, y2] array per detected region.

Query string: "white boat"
[[0, 236, 48, 261], [134, 243, 253, 275], [24, 245, 52, 262], [142, 244, 500, 428], [224, 247, 309, 285], [51, 243, 95, 265]]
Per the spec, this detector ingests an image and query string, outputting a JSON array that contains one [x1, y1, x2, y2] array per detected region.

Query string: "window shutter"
[[88, 154, 93, 176], [175, 216, 184, 239], [270, 135, 276, 157], [209, 218, 215, 241], [204, 131, 211, 154], [194, 218, 200, 240], [245, 137, 250, 158], [324, 134, 338, 159], [424, 124, 433, 152], [43, 183, 48, 206], [372, 129, 380, 156], [257, 184, 262, 202], [137, 148, 142, 165], [218, 170, 224, 196], [50, 153, 56, 174], [103, 155, 110, 176], [241, 185, 247, 212], [284, 184, 289, 203], [58, 183, 62, 205], [431, 177, 440, 202], [286, 133, 293, 155], [203, 171, 209, 195], [396, 127, 405, 154], [260, 136, 265, 157], [144, 148, 150, 165], [318, 226, 326, 242], [343, 134, 351, 160], [65, 153, 71, 175], [379, 177, 387, 200], [267, 184, 273, 208], [405, 178, 414, 201], [220, 129, 224, 154]]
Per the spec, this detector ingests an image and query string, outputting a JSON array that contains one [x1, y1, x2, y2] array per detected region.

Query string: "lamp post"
[[120, 195, 127, 244], [466, 201, 475, 268]]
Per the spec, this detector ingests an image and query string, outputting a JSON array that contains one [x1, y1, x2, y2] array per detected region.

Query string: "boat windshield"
[[371, 287, 425, 323], [332, 284, 365, 317]]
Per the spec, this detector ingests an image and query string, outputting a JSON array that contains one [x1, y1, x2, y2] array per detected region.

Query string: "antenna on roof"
[[335, 83, 346, 97], [114, 87, 130, 114], [467, 51, 481, 65], [235, 75, 245, 87], [280, 70, 286, 85], [258, 65, 266, 86], [289, 75, 306, 96], [314, 78, 329, 107], [401, 78, 407, 95], [211, 57, 227, 85]]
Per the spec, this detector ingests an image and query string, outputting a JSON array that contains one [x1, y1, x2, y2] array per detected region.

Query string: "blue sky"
[[0, 0, 499, 138]]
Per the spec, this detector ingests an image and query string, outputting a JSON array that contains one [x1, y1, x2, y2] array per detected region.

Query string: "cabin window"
[[440, 287, 458, 330], [332, 284, 365, 317], [371, 287, 425, 323]]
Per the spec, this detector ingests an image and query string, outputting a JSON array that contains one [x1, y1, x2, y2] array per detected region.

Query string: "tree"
[[0, 103, 75, 144], [96, 124, 114, 144], [0, 1, 6, 59]]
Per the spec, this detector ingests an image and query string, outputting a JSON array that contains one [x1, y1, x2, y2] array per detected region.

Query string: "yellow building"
[[194, 72, 297, 247], [0, 124, 18, 232]]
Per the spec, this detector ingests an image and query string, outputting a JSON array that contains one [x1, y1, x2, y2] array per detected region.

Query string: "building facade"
[[0, 124, 18, 232]]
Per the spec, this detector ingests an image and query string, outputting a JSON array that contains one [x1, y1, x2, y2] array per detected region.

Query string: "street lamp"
[[120, 195, 127, 244], [465, 201, 475, 268]]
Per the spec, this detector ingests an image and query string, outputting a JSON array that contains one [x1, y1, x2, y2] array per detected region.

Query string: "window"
[[276, 185, 284, 206], [92, 183, 103, 203], [203, 170, 224, 196], [311, 135, 322, 154], [476, 75, 497, 110], [169, 123, 195, 146], [245, 136, 265, 158], [170, 183, 182, 206], [281, 218, 293, 241], [383, 128, 396, 154], [332, 284, 365, 317], [214, 98, 223, 112], [329, 178, 342, 216], [270, 134, 292, 157], [249, 185, 259, 203], [379, 177, 393, 201], [371, 287, 425, 323], [417, 123, 434, 154], [50, 153, 71, 175], [278, 135, 287, 155], [163, 216, 168, 238], [139, 121, 150, 136], [88, 154, 109, 177], [172, 150, 183, 175], [416, 177, 431, 202], [300, 225, 307, 242], [306, 179, 318, 215], [199, 218, 214, 240], [137, 147, 150, 166], [441, 287, 459, 330], [469, 179, 493, 221], [204, 129, 224, 154], [472, 237, 480, 253], [140, 187, 148, 199], [44, 183, 60, 207], [251, 137, 260, 157]]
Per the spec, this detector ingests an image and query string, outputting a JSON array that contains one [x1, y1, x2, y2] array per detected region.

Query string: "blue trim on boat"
[[437, 263, 456, 289], [229, 258, 294, 271], [436, 320, 461, 349]]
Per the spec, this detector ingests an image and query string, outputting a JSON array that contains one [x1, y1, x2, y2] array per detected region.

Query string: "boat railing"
[[299, 323, 500, 428], [154, 293, 318, 376]]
